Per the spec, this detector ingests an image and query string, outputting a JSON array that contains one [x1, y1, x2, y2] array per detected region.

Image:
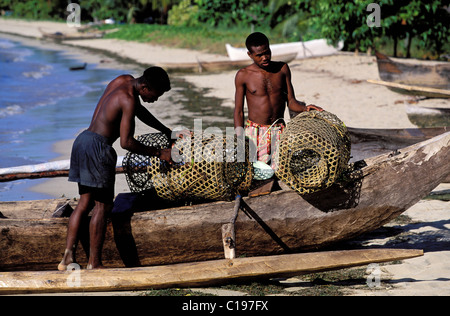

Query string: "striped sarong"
[[245, 119, 285, 170]]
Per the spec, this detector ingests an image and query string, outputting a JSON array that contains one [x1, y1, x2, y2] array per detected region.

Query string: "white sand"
[[1, 18, 449, 296]]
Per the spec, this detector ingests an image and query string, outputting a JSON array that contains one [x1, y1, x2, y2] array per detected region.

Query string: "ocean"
[[0, 36, 128, 201]]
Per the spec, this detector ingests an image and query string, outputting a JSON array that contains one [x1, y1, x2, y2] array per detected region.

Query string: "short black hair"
[[140, 67, 171, 93], [246, 32, 270, 52]]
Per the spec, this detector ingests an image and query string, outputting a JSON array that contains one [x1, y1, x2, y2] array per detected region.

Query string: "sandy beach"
[[0, 18, 449, 296]]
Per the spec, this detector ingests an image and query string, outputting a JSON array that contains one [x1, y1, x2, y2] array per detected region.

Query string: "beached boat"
[[39, 28, 105, 41], [158, 53, 297, 73], [406, 105, 450, 128], [1, 131, 449, 272], [348, 126, 449, 161], [374, 52, 450, 97], [226, 39, 344, 61]]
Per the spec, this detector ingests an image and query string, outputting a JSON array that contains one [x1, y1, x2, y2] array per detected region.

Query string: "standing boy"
[[234, 32, 322, 167]]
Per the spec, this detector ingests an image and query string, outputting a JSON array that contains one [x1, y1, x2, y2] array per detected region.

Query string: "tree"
[[268, 0, 449, 57], [309, 0, 449, 57]]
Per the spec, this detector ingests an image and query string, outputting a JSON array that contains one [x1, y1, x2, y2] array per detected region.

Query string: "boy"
[[59, 67, 173, 270], [234, 32, 322, 167]]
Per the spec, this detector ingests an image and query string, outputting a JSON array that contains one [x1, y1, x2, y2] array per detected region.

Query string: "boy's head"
[[245, 32, 270, 53], [246, 32, 272, 69], [138, 67, 171, 103]]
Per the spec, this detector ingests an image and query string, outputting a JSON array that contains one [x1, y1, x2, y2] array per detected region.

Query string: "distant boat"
[[39, 28, 105, 41], [69, 63, 87, 71], [226, 39, 344, 61], [159, 53, 298, 73], [374, 52, 450, 98]]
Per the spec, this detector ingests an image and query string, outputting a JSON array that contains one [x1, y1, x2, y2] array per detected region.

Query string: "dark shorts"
[[78, 184, 115, 204], [68, 130, 117, 196]]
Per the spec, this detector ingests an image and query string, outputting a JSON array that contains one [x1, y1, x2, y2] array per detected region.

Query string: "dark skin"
[[234, 44, 323, 134], [58, 74, 172, 270]]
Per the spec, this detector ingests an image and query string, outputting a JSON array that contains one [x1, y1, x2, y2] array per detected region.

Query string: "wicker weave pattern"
[[275, 111, 351, 195], [123, 133, 253, 201]]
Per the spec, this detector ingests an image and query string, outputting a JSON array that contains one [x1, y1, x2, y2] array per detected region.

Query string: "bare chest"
[[246, 72, 285, 96]]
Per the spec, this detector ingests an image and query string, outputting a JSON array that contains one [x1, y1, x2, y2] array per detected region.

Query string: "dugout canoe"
[[158, 53, 297, 73], [0, 132, 449, 272], [374, 51, 450, 97], [0, 249, 423, 295]]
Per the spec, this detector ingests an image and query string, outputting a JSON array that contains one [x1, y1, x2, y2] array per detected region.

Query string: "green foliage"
[[0, 0, 67, 20], [193, 0, 270, 28], [2, 0, 448, 58], [167, 0, 199, 26], [306, 0, 450, 56]]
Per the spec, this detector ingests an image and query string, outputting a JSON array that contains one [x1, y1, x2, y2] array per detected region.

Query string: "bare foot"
[[86, 263, 106, 270], [58, 249, 74, 271]]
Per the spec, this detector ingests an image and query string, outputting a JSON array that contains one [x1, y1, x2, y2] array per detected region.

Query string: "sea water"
[[0, 36, 128, 201]]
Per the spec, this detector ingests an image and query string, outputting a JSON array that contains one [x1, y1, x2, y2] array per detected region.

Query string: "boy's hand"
[[159, 148, 173, 163], [306, 104, 324, 112]]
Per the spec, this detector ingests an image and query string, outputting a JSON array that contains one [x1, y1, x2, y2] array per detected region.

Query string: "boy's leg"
[[58, 187, 94, 271], [87, 187, 114, 270]]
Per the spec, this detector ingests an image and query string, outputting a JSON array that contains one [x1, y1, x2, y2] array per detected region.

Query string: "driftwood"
[[0, 132, 448, 272], [0, 249, 423, 295]]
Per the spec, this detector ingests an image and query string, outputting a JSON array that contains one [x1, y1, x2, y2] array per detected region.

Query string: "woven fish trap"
[[275, 110, 351, 195], [123, 133, 253, 202]]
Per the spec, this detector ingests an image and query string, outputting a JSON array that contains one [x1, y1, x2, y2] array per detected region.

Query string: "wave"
[[0, 105, 24, 118], [22, 64, 53, 79], [0, 39, 16, 49]]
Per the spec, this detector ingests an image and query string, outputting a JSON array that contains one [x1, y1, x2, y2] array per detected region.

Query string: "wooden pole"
[[0, 249, 423, 295], [367, 79, 450, 98], [221, 195, 241, 259]]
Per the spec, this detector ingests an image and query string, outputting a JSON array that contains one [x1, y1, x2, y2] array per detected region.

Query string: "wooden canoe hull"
[[0, 132, 449, 272], [0, 249, 423, 295], [375, 52, 450, 91]]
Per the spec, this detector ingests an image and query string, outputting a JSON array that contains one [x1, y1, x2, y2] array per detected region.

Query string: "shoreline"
[[1, 18, 449, 296]]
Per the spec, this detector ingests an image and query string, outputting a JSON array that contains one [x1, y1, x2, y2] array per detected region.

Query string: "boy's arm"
[[136, 103, 172, 139], [234, 70, 246, 136], [119, 96, 171, 161], [284, 64, 323, 112]]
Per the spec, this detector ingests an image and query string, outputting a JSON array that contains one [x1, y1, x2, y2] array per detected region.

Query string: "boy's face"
[[141, 86, 163, 103], [248, 44, 272, 69]]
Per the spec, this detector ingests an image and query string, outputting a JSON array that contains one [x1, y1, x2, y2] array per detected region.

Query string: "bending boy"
[[59, 67, 173, 270]]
